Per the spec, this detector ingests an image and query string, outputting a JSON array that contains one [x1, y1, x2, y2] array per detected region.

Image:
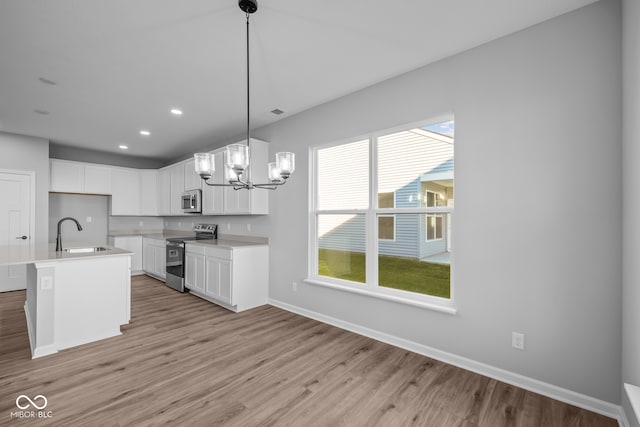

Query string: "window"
[[310, 119, 454, 305], [378, 192, 395, 240]]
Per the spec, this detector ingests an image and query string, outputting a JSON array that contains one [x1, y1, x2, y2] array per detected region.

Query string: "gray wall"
[[49, 194, 109, 245], [253, 0, 622, 404], [50, 143, 164, 169], [0, 132, 49, 244], [622, 0, 640, 424]]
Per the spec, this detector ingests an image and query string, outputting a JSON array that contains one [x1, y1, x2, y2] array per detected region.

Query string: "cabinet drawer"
[[185, 244, 206, 255], [204, 246, 232, 260]]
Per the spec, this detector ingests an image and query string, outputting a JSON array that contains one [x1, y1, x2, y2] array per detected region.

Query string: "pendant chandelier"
[[194, 0, 295, 190]]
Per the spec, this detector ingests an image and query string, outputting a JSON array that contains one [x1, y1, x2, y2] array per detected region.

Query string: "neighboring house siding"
[[318, 214, 365, 253], [380, 179, 420, 258]]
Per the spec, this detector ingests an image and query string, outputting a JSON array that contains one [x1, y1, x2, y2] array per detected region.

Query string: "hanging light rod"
[[194, 0, 295, 191]]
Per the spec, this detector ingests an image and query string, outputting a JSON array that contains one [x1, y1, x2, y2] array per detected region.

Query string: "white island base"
[[25, 255, 131, 358]]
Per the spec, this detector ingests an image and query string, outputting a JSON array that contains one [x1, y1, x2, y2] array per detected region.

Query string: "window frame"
[[307, 117, 456, 313]]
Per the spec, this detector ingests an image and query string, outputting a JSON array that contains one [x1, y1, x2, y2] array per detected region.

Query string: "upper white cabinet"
[[183, 158, 202, 192], [111, 168, 141, 216], [139, 170, 158, 216], [50, 159, 112, 194], [157, 168, 172, 216], [202, 148, 224, 215], [84, 165, 113, 194], [170, 163, 185, 216], [203, 139, 269, 215], [49, 138, 269, 216]]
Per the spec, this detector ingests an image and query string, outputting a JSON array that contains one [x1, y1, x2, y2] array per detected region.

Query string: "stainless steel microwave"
[[181, 189, 202, 213]]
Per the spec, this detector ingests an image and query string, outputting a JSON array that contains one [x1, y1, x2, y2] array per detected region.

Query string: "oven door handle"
[[166, 261, 183, 267]]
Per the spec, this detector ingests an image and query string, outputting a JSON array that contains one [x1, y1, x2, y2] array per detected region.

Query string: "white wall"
[[622, 0, 640, 424], [0, 132, 49, 244], [254, 0, 622, 404]]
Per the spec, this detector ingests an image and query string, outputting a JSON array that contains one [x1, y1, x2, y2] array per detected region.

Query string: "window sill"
[[304, 278, 457, 315]]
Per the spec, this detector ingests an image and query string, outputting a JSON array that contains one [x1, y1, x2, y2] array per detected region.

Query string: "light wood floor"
[[0, 275, 617, 426]]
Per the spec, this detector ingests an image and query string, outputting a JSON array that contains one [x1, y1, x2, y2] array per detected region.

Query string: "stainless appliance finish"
[[181, 189, 202, 213], [165, 223, 217, 292]]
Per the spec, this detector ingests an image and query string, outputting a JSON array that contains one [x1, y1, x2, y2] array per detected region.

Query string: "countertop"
[[0, 244, 132, 267], [109, 230, 268, 248]]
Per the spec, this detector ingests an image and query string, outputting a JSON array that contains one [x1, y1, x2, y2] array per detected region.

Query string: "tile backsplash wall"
[[164, 216, 270, 238]]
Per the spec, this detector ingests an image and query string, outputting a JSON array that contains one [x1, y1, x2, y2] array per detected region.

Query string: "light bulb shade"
[[267, 162, 281, 182], [226, 143, 249, 173], [224, 164, 238, 182], [194, 153, 215, 179], [275, 152, 295, 178]]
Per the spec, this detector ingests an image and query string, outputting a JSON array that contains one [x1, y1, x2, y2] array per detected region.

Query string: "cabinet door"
[[183, 159, 202, 191], [170, 164, 185, 215], [205, 257, 232, 305], [84, 165, 112, 194], [142, 239, 153, 273], [157, 169, 172, 216], [139, 170, 158, 216], [154, 244, 166, 279], [202, 150, 224, 215], [185, 252, 205, 293], [50, 160, 84, 193], [129, 236, 143, 273], [112, 169, 141, 215]]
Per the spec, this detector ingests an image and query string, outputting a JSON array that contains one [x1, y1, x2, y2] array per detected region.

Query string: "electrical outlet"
[[86, 216, 92, 223], [41, 276, 53, 290], [247, 223, 251, 232], [512, 332, 525, 350], [292, 281, 297, 292], [227, 223, 231, 230], [138, 221, 144, 227]]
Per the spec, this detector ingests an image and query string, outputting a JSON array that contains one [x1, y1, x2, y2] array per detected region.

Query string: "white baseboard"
[[268, 298, 625, 425]]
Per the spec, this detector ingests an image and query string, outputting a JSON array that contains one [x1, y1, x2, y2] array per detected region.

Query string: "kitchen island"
[[0, 244, 132, 359]]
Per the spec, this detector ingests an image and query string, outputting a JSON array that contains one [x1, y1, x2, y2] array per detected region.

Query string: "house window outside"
[[311, 119, 454, 304], [378, 192, 395, 241]]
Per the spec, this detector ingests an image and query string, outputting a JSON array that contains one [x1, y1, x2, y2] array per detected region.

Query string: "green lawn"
[[318, 249, 450, 299]]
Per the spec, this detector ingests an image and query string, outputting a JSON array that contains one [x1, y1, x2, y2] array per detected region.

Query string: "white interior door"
[[0, 171, 32, 292]]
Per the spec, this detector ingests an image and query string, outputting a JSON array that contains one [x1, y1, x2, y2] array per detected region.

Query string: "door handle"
[[15, 235, 28, 240]]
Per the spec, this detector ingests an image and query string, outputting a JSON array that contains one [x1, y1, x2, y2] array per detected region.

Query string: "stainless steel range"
[[165, 224, 218, 292]]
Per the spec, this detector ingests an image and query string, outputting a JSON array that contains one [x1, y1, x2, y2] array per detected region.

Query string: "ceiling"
[[0, 0, 597, 163]]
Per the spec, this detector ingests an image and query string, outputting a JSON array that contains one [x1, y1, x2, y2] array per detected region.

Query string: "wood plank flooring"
[[0, 275, 617, 426]]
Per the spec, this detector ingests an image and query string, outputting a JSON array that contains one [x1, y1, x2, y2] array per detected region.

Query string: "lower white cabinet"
[[109, 236, 143, 275], [185, 243, 268, 312], [142, 238, 166, 280]]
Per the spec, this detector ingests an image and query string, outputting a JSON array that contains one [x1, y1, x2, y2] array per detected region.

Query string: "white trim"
[[24, 303, 58, 359], [625, 383, 640, 426], [304, 278, 456, 315], [268, 298, 624, 423]]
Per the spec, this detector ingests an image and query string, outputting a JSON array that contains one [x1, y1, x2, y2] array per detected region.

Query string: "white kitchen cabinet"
[[50, 159, 112, 194], [222, 139, 269, 215], [50, 159, 84, 193], [170, 163, 185, 215], [186, 243, 268, 312], [109, 236, 143, 275], [157, 168, 172, 216], [185, 249, 205, 293], [139, 170, 158, 216], [111, 168, 141, 215], [84, 164, 113, 194], [183, 159, 202, 192], [202, 148, 224, 215], [143, 237, 166, 280]]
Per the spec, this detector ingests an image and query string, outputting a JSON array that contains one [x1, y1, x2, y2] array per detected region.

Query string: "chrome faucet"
[[55, 217, 83, 251]]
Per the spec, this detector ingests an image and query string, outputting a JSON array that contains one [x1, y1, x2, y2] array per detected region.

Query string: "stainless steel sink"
[[63, 246, 109, 254]]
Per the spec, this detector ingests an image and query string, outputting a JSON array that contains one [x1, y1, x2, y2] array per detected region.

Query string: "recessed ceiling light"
[[119, 145, 128, 150], [139, 130, 151, 136], [271, 108, 284, 115], [34, 109, 50, 115], [170, 108, 183, 116]]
